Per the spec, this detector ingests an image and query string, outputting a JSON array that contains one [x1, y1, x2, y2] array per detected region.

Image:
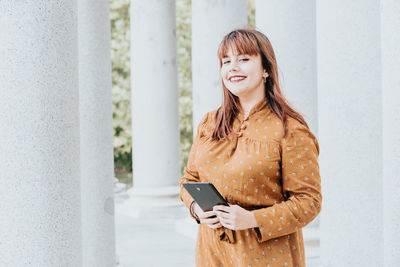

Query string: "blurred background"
[[111, 0, 256, 187], [1, 0, 399, 267]]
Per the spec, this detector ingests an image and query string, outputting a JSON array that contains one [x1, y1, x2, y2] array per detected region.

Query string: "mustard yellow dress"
[[179, 99, 322, 267]]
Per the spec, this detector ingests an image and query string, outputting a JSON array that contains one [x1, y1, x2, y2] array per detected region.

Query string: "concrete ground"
[[114, 190, 321, 267], [115, 195, 196, 267]]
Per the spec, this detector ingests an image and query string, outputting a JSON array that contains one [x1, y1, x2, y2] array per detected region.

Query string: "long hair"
[[211, 28, 308, 141]]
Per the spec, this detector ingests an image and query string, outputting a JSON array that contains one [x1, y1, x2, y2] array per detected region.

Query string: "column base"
[[115, 185, 186, 219]]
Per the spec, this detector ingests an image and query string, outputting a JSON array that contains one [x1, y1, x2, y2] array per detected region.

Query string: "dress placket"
[[227, 119, 241, 158]]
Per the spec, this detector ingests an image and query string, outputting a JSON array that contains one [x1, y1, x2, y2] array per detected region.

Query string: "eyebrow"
[[222, 54, 247, 59]]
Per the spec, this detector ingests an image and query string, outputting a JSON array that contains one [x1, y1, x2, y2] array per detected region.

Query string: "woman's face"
[[220, 48, 266, 100]]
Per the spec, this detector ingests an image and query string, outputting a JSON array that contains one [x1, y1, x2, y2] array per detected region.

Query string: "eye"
[[239, 58, 249, 62], [222, 60, 230, 64]]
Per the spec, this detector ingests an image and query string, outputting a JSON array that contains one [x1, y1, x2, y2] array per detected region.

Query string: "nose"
[[229, 59, 239, 72]]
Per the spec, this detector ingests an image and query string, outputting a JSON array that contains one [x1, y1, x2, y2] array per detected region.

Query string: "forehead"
[[223, 47, 253, 57], [219, 37, 259, 59]]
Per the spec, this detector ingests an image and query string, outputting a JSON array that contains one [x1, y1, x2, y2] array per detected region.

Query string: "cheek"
[[220, 67, 227, 78], [220, 70, 229, 85], [249, 68, 263, 81]]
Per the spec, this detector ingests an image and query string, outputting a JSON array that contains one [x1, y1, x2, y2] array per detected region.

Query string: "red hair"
[[211, 28, 308, 141]]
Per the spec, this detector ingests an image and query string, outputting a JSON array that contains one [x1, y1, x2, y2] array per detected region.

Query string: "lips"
[[228, 75, 247, 82]]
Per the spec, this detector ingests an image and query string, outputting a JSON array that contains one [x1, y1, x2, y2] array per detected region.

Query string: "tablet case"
[[183, 182, 229, 212]]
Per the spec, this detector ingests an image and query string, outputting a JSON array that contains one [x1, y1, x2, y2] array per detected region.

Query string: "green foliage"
[[110, 0, 194, 174], [176, 0, 193, 174], [110, 0, 132, 171], [247, 0, 256, 27], [110, 0, 256, 175]]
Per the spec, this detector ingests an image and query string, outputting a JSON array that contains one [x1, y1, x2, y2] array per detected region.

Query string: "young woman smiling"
[[179, 28, 322, 267]]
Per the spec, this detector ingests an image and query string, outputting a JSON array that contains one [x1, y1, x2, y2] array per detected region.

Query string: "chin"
[[229, 90, 246, 98], [227, 87, 248, 98]]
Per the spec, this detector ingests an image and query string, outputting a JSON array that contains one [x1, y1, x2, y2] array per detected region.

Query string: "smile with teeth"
[[229, 76, 246, 82]]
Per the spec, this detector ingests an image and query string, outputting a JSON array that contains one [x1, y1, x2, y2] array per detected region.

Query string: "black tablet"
[[183, 182, 229, 212]]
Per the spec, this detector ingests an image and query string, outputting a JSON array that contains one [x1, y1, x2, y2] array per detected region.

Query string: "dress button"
[[240, 124, 247, 130], [238, 132, 243, 137]]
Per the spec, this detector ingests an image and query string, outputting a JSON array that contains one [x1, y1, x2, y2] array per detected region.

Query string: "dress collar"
[[237, 98, 268, 120]]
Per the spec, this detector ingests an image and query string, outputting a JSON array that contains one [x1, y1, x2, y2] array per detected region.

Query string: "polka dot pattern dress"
[[179, 99, 322, 267]]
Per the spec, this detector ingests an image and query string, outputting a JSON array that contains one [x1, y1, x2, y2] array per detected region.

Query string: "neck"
[[239, 93, 266, 116]]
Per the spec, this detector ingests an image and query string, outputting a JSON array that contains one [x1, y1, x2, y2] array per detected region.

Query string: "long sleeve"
[[179, 113, 209, 209], [251, 119, 322, 243]]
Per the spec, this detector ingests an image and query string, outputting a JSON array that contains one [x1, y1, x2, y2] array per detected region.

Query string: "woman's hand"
[[213, 205, 258, 230], [193, 202, 222, 229]]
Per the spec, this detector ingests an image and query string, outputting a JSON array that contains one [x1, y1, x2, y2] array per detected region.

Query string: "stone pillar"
[[192, 0, 247, 131], [125, 0, 181, 217], [256, 0, 318, 135], [382, 0, 400, 266], [173, 0, 248, 237], [0, 1, 81, 266], [78, 0, 115, 266], [317, 1, 383, 266], [256, 1, 319, 265]]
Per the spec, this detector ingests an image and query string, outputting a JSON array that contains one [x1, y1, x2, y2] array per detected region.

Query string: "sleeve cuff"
[[251, 210, 265, 243], [189, 201, 200, 224]]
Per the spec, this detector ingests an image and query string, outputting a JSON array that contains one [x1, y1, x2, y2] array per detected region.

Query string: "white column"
[[317, 1, 383, 266], [174, 0, 248, 238], [126, 0, 181, 217], [0, 1, 81, 266], [192, 0, 247, 131], [78, 0, 115, 266], [382, 0, 400, 266], [256, 2, 319, 265], [256, 0, 318, 135]]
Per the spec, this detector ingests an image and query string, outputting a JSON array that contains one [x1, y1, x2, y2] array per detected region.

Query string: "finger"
[[219, 217, 233, 225], [194, 205, 204, 216], [213, 205, 231, 213], [202, 210, 217, 218], [201, 216, 220, 225], [220, 220, 234, 230], [207, 219, 222, 228], [198, 211, 216, 219], [215, 211, 231, 220], [205, 217, 219, 223], [208, 222, 222, 229]]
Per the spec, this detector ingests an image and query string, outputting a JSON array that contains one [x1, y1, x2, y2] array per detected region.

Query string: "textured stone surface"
[[256, 1, 321, 265], [191, 0, 247, 132], [0, 1, 81, 266], [130, 0, 180, 188], [317, 1, 383, 266], [78, 0, 116, 266], [256, 0, 318, 136], [382, 0, 400, 266]]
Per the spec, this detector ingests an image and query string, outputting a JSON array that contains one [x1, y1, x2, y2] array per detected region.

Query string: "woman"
[[179, 28, 322, 267]]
